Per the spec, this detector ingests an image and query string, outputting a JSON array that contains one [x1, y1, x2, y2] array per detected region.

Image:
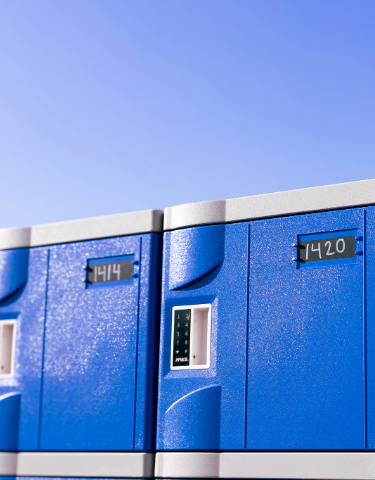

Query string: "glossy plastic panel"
[[0, 247, 48, 451], [247, 208, 365, 450], [40, 233, 161, 452], [157, 223, 248, 451]]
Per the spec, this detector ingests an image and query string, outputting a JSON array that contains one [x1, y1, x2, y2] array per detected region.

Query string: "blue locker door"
[[0, 247, 49, 451], [40, 236, 141, 451], [247, 208, 365, 450], [157, 223, 249, 451]]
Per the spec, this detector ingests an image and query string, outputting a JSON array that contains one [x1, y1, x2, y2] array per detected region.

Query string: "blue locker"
[[157, 204, 368, 455], [0, 247, 49, 451], [0, 208, 162, 480], [247, 208, 365, 450], [157, 223, 249, 450], [40, 233, 161, 451]]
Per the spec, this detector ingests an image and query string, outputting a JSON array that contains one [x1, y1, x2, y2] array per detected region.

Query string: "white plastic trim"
[[0, 209, 163, 250], [155, 451, 375, 479], [164, 179, 375, 230]]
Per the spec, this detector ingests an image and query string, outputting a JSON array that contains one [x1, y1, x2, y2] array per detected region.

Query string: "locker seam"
[[38, 248, 50, 451], [132, 237, 142, 449], [244, 224, 251, 449], [364, 210, 368, 449]]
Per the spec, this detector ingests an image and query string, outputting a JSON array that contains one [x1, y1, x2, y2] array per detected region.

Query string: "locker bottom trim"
[[155, 452, 375, 479], [0, 452, 154, 478]]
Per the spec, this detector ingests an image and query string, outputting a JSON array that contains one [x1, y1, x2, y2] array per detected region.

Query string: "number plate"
[[296, 229, 360, 269], [86, 254, 134, 288], [299, 236, 356, 263]]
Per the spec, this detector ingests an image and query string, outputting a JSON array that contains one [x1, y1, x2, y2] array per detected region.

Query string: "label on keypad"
[[172, 309, 191, 367]]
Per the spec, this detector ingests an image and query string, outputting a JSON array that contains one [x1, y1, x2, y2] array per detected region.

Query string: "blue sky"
[[1, 1, 375, 228]]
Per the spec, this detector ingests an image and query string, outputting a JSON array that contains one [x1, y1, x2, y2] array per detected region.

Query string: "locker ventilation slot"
[[191, 307, 210, 367], [0, 321, 16, 378]]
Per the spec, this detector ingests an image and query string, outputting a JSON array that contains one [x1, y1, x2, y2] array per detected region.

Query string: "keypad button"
[[172, 309, 191, 367]]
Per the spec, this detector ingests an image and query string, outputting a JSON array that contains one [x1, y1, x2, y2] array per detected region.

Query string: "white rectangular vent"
[[0, 320, 16, 378]]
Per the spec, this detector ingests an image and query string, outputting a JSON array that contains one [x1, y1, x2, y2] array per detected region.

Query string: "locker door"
[[40, 236, 141, 451], [0, 247, 48, 451], [157, 223, 249, 451], [247, 208, 365, 450]]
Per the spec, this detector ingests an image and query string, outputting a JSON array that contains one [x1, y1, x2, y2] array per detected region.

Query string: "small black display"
[[299, 236, 356, 263], [173, 309, 191, 367], [87, 260, 133, 284]]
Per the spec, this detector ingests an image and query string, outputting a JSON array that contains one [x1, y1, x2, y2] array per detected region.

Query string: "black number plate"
[[87, 259, 133, 285], [299, 236, 356, 263]]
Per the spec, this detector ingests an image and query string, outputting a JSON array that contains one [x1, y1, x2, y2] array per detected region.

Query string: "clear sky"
[[1, 1, 375, 228]]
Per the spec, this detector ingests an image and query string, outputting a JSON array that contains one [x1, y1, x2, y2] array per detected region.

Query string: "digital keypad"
[[172, 309, 191, 367]]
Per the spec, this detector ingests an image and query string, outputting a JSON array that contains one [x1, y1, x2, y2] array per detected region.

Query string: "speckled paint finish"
[[168, 226, 225, 290], [157, 223, 249, 451], [163, 386, 221, 450], [40, 233, 161, 452], [365, 207, 375, 449], [157, 207, 372, 453], [0, 247, 49, 451], [0, 249, 29, 302], [247, 208, 365, 450]]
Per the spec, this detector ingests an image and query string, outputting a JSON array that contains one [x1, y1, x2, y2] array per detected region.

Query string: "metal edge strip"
[[164, 179, 375, 230], [155, 451, 375, 479]]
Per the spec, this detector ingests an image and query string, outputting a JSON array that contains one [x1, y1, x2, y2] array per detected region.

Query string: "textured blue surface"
[[0, 249, 29, 302], [366, 207, 375, 449], [247, 209, 365, 450], [0, 393, 20, 450], [40, 233, 161, 452], [164, 386, 221, 450], [0, 247, 48, 451], [157, 223, 248, 450], [168, 225, 225, 290], [157, 208, 370, 452]]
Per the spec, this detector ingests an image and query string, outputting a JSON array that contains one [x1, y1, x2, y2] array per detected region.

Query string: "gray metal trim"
[[0, 210, 163, 250], [16, 452, 155, 478], [164, 179, 375, 230], [0, 452, 17, 476], [155, 451, 375, 479]]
